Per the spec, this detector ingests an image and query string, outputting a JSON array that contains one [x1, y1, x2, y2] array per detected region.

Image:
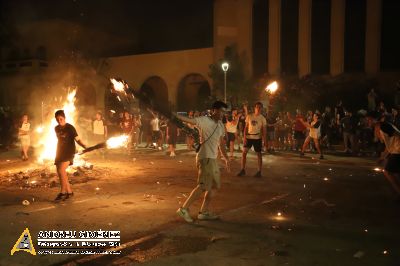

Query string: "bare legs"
[[182, 185, 215, 213], [56, 161, 72, 194], [21, 144, 29, 160], [301, 136, 323, 157]]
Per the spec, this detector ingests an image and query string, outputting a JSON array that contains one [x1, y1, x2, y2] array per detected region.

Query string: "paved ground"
[[0, 145, 399, 266]]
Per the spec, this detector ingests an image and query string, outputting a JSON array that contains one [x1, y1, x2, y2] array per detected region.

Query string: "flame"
[[36, 89, 78, 164], [106, 135, 129, 149], [265, 81, 278, 94], [110, 78, 125, 92], [36, 126, 44, 133]]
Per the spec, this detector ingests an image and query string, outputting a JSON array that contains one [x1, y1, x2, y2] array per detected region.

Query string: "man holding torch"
[[54, 110, 87, 201], [176, 101, 230, 222]]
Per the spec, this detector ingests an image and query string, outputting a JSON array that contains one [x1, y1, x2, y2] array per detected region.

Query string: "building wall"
[[105, 48, 214, 108]]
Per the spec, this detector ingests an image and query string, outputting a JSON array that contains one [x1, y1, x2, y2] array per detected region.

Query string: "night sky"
[[0, 0, 214, 57]]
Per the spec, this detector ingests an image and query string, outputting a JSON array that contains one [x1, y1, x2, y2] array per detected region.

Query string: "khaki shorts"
[[197, 158, 221, 191]]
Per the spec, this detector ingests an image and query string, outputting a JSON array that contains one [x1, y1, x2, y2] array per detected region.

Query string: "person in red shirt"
[[120, 111, 133, 154], [293, 109, 307, 151]]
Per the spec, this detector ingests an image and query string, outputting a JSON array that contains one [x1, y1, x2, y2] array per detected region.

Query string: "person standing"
[[92, 111, 108, 157], [293, 109, 307, 151], [18, 114, 31, 161], [237, 102, 267, 178], [150, 112, 162, 150], [300, 113, 324, 159], [225, 109, 239, 159], [167, 119, 179, 157], [54, 110, 87, 201], [367, 88, 378, 111], [369, 111, 400, 200], [120, 111, 133, 155], [340, 110, 357, 154], [176, 101, 230, 222], [132, 113, 142, 148]]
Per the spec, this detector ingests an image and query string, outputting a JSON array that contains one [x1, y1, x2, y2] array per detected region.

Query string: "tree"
[[208, 45, 252, 106]]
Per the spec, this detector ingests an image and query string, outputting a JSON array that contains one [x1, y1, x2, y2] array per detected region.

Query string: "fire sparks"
[[265, 81, 278, 94], [106, 135, 129, 149], [36, 89, 78, 164], [110, 78, 125, 92]]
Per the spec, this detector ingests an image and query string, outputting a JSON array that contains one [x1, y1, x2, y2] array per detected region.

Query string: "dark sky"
[[0, 0, 214, 56]]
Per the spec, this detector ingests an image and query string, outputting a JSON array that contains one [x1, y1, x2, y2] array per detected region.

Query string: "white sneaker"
[[170, 152, 176, 157], [197, 211, 219, 220], [176, 207, 193, 223]]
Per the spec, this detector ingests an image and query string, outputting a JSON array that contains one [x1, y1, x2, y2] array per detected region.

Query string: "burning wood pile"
[[0, 165, 111, 189]]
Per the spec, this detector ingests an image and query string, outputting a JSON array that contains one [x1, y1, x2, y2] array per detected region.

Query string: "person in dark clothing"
[[340, 110, 358, 154], [54, 110, 87, 202], [167, 119, 179, 157], [321, 106, 334, 149]]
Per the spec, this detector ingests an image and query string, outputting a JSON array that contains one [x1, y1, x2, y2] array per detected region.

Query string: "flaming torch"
[[80, 135, 129, 154], [109, 78, 201, 152], [265, 81, 279, 95], [264, 81, 279, 113]]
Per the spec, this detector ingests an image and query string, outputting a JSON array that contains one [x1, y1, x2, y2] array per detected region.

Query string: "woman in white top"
[[300, 113, 323, 159], [225, 110, 239, 159], [18, 114, 31, 161]]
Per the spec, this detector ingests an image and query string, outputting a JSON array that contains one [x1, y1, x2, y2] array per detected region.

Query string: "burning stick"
[[110, 78, 201, 151], [80, 135, 129, 154]]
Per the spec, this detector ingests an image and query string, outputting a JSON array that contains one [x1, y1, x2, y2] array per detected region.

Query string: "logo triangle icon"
[[11, 228, 36, 256]]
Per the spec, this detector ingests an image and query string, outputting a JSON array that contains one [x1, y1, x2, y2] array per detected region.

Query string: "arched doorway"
[[139, 76, 169, 114], [177, 73, 211, 111]]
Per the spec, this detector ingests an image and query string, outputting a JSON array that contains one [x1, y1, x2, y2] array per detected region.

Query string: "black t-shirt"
[[55, 123, 78, 163]]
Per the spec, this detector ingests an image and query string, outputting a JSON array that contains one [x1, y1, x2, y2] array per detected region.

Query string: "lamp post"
[[221, 62, 229, 103]]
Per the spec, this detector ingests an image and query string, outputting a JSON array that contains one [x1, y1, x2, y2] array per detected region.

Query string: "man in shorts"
[[176, 101, 230, 222], [237, 102, 267, 177], [369, 111, 400, 200]]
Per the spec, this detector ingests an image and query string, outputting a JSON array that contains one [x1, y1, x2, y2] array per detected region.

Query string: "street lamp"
[[221, 62, 229, 103]]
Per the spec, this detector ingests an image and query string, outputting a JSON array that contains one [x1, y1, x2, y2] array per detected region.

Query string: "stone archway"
[[139, 76, 169, 113], [177, 73, 211, 112]]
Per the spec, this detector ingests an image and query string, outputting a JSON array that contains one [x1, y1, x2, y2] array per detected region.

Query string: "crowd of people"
[[2, 86, 399, 164]]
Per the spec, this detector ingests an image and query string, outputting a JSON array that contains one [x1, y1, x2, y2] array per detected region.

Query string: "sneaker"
[[319, 155, 324, 159], [65, 192, 74, 200], [237, 169, 246, 177], [54, 193, 67, 202], [300, 152, 305, 156], [170, 152, 176, 157], [198, 211, 219, 220], [176, 207, 193, 223], [253, 171, 262, 178]]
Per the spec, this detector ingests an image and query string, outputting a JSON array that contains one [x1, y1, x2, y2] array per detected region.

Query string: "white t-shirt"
[[150, 118, 160, 131], [93, 119, 105, 135], [245, 114, 266, 139], [194, 116, 225, 159], [226, 120, 238, 133]]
